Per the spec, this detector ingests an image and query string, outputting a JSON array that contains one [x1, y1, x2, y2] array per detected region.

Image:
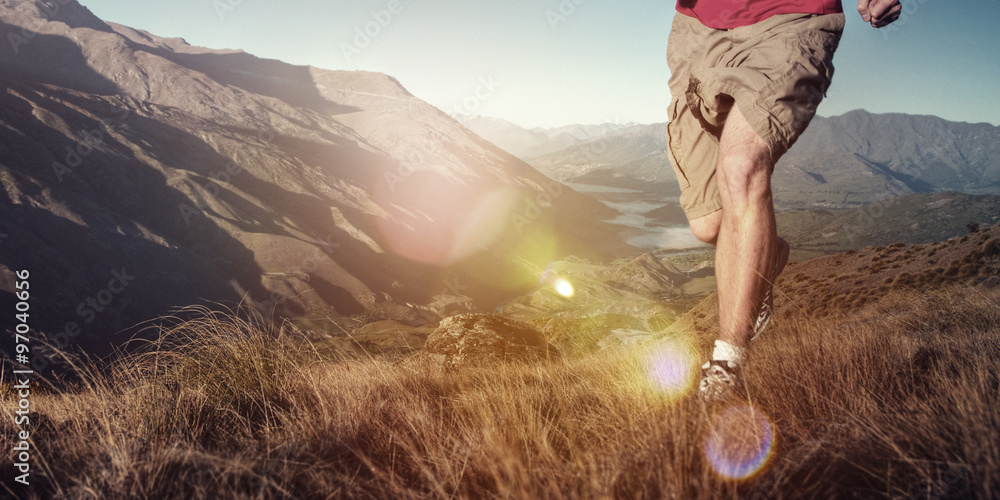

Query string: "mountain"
[[525, 110, 1000, 208], [771, 151, 916, 208], [452, 114, 642, 161], [452, 115, 675, 192], [772, 110, 1000, 208], [0, 0, 633, 355], [450, 115, 550, 158], [526, 123, 680, 193], [792, 110, 1000, 195]]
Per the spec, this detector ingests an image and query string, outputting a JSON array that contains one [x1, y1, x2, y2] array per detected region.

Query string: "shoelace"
[[750, 286, 772, 341]]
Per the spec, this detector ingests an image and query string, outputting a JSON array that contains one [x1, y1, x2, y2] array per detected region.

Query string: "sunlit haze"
[[78, 0, 1000, 129]]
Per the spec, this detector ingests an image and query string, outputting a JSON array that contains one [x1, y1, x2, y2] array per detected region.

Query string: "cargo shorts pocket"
[[751, 15, 844, 158], [666, 98, 691, 190]]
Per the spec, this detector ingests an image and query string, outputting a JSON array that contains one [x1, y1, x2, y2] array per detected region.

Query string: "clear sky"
[[78, 0, 1000, 129]]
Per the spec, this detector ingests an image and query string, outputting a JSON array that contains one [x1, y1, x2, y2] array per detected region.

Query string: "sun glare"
[[554, 278, 574, 297], [647, 338, 697, 399]]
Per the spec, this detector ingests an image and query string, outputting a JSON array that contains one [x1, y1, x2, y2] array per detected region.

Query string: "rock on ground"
[[424, 314, 560, 369]]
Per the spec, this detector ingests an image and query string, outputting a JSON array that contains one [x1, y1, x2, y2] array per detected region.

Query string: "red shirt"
[[676, 0, 843, 29]]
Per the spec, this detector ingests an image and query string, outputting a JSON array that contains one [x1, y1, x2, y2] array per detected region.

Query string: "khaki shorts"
[[666, 12, 845, 220]]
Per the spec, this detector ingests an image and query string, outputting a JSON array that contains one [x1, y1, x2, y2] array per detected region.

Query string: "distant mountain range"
[[774, 111, 1000, 208], [460, 110, 1000, 208], [453, 114, 639, 159], [0, 0, 633, 353], [455, 114, 678, 194]]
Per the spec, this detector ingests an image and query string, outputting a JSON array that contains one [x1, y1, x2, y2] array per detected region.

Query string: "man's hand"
[[857, 0, 903, 28]]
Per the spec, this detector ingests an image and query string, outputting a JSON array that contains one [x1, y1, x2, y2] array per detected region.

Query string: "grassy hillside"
[[776, 192, 1000, 261], [3, 265, 999, 498]]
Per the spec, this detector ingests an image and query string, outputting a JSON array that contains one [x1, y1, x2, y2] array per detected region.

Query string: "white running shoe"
[[698, 360, 744, 403]]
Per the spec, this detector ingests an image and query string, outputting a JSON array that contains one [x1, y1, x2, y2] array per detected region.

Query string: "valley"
[[1, 2, 999, 498]]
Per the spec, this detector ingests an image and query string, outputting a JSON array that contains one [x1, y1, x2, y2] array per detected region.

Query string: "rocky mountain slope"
[[0, 0, 633, 355], [794, 110, 1000, 193], [772, 110, 1000, 208], [527, 123, 678, 193]]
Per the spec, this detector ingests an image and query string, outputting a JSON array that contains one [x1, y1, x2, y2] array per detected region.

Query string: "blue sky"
[[78, 0, 1000, 129]]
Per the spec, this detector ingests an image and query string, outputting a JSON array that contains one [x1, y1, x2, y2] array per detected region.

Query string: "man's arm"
[[857, 0, 903, 28]]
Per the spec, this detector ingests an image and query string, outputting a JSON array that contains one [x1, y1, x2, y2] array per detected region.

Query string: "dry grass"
[[2, 290, 999, 499]]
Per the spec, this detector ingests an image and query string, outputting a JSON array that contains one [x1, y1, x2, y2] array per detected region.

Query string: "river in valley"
[[565, 182, 709, 251]]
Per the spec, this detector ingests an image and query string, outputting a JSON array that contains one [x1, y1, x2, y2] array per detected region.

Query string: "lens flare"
[[647, 339, 697, 398], [705, 404, 775, 480], [554, 278, 574, 297], [492, 236, 559, 290], [449, 186, 520, 263], [371, 169, 518, 266]]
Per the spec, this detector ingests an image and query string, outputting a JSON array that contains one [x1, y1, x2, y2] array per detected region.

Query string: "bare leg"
[[714, 104, 777, 350]]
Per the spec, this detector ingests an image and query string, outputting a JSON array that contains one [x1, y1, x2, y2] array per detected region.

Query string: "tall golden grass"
[[2, 288, 998, 499]]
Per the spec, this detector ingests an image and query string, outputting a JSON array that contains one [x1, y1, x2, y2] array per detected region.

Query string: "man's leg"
[[695, 104, 783, 402], [714, 104, 778, 350], [687, 104, 781, 344], [681, 14, 842, 403]]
